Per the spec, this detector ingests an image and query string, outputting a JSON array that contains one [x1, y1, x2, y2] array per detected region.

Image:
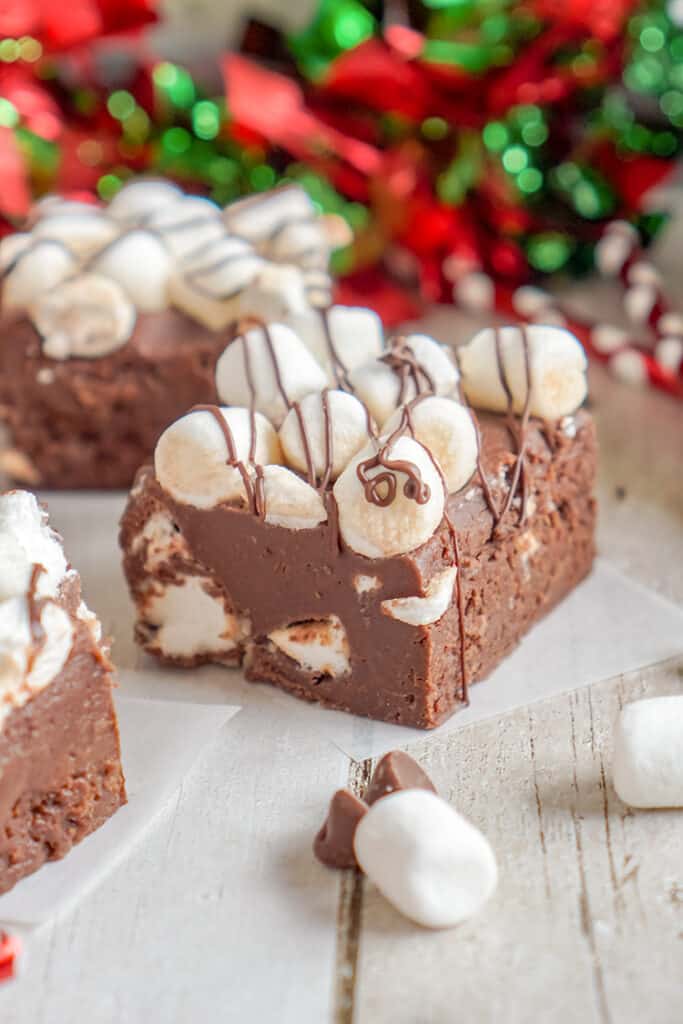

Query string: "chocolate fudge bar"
[[120, 318, 595, 729], [0, 491, 125, 894], [0, 181, 335, 489]]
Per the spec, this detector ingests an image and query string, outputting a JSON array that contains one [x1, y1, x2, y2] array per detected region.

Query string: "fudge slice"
[[0, 491, 126, 895], [0, 180, 334, 490], [120, 406, 596, 728]]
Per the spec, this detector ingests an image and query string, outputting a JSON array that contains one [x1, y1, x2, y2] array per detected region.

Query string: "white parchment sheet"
[[49, 494, 683, 762]]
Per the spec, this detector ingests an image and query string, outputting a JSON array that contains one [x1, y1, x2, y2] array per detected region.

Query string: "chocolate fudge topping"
[[314, 751, 436, 869], [0, 308, 224, 489]]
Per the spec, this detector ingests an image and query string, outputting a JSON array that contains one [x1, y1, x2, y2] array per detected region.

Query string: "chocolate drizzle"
[[491, 326, 533, 532], [318, 308, 352, 392], [356, 401, 431, 509], [380, 336, 436, 405]]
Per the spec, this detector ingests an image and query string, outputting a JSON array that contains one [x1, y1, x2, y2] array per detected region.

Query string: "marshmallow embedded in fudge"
[[29, 274, 136, 360], [0, 492, 75, 726], [155, 406, 282, 510], [138, 574, 249, 661], [353, 789, 498, 929], [349, 334, 459, 426], [144, 195, 224, 259], [333, 436, 445, 558], [279, 390, 374, 483], [613, 697, 683, 809], [107, 178, 183, 224], [381, 566, 457, 626], [169, 235, 264, 331], [2, 240, 78, 311], [32, 209, 119, 257], [89, 229, 174, 313], [459, 324, 587, 420], [215, 322, 328, 427], [285, 305, 384, 386], [269, 615, 350, 676], [383, 396, 477, 494]]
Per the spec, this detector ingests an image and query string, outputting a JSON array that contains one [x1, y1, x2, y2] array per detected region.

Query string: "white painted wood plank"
[[351, 658, 683, 1024]]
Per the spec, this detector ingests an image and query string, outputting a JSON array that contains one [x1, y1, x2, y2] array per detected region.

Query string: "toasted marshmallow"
[[32, 210, 119, 257], [170, 235, 263, 330], [459, 324, 587, 420], [261, 465, 327, 530], [353, 789, 498, 929], [90, 229, 173, 313], [284, 305, 384, 386], [613, 697, 683, 808], [381, 566, 457, 627], [155, 406, 281, 509], [268, 616, 350, 676], [279, 390, 373, 483], [215, 322, 327, 427], [3, 240, 77, 311], [107, 178, 183, 224], [30, 274, 136, 360], [383, 396, 477, 494], [333, 436, 445, 558]]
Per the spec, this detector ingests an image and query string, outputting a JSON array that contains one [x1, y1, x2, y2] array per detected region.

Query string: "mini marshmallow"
[[590, 325, 628, 354], [107, 178, 183, 224], [613, 697, 683, 809], [268, 616, 350, 676], [30, 274, 136, 360], [261, 465, 327, 530], [382, 566, 456, 626], [399, 334, 460, 398], [353, 789, 498, 929], [609, 348, 647, 385], [0, 232, 31, 275], [285, 305, 384, 385], [240, 262, 312, 321], [155, 406, 281, 509], [512, 285, 553, 318], [279, 390, 373, 482], [333, 436, 445, 558], [3, 240, 77, 311], [453, 271, 494, 312], [170, 236, 263, 330], [459, 324, 588, 420], [90, 229, 174, 313], [215, 323, 328, 427], [32, 210, 119, 256], [140, 575, 249, 661], [654, 336, 683, 372], [348, 359, 403, 426], [146, 196, 224, 259], [224, 185, 315, 249], [382, 396, 477, 494], [269, 217, 329, 270]]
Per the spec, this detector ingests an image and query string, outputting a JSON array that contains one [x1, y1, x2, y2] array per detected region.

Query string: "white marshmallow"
[[32, 211, 119, 256], [285, 305, 384, 385], [459, 324, 588, 420], [170, 235, 263, 330], [348, 359, 403, 426], [382, 396, 477, 494], [590, 324, 628, 354], [146, 196, 224, 259], [382, 566, 456, 626], [224, 185, 315, 248], [107, 178, 183, 224], [624, 284, 656, 325], [215, 322, 328, 427], [155, 406, 281, 509], [354, 789, 498, 929], [130, 510, 191, 572], [0, 599, 74, 725], [0, 232, 31, 275], [30, 274, 136, 360], [140, 575, 249, 661], [512, 285, 553, 317], [333, 436, 445, 558], [30, 196, 103, 222], [279, 390, 373, 483], [268, 616, 350, 676], [454, 271, 494, 312], [269, 217, 329, 270], [0, 491, 68, 599], [400, 334, 460, 397], [609, 349, 648, 385], [261, 465, 327, 530], [654, 336, 683, 372], [90, 229, 174, 313], [3, 240, 77, 311], [613, 697, 683, 808], [240, 262, 312, 321]]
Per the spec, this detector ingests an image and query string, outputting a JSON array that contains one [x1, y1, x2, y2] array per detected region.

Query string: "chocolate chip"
[[365, 750, 436, 806], [313, 789, 367, 869]]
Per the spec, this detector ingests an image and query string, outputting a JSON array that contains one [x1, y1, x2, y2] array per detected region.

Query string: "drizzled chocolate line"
[[492, 326, 533, 531], [444, 514, 468, 705], [318, 308, 352, 392], [380, 337, 436, 406], [452, 346, 500, 524], [356, 401, 431, 509], [191, 404, 265, 518]]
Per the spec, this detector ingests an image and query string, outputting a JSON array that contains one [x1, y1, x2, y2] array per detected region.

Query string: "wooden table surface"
[[2, 281, 683, 1021]]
